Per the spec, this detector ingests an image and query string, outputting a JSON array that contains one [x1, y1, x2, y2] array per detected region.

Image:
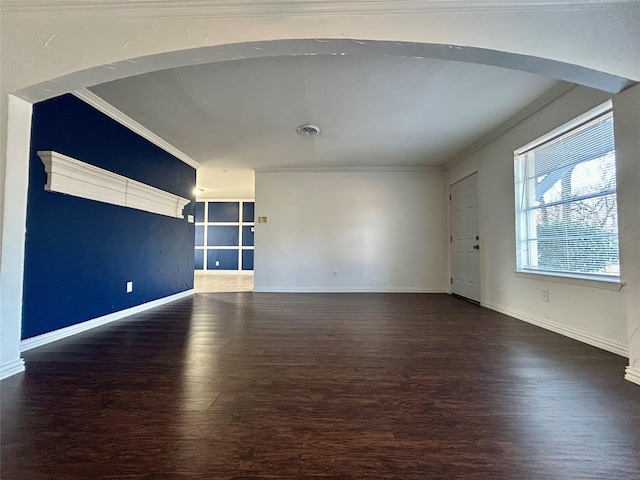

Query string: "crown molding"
[[73, 89, 200, 169], [444, 82, 578, 170], [3, 0, 636, 18], [255, 165, 444, 173]]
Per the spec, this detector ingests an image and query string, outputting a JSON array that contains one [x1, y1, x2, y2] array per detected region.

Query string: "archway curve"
[[18, 39, 636, 103]]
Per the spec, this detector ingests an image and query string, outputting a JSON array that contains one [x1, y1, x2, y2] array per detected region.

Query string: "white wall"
[[613, 85, 640, 384], [3, 4, 639, 103], [196, 167, 255, 200], [446, 85, 638, 359], [254, 169, 447, 293], [0, 96, 31, 378]]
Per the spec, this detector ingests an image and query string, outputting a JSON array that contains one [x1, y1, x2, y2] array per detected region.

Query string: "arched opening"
[[17, 39, 637, 103], [2, 30, 639, 380]]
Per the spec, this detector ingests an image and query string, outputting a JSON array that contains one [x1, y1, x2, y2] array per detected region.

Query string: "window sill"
[[514, 270, 625, 291]]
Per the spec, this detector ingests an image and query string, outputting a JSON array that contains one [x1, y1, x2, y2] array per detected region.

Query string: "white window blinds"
[[514, 102, 619, 281]]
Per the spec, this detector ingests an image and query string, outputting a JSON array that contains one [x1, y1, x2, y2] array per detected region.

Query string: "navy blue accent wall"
[[195, 202, 205, 222], [195, 225, 205, 246], [208, 202, 239, 222], [207, 226, 239, 246], [194, 250, 204, 270], [242, 250, 254, 271], [242, 202, 255, 222], [242, 226, 255, 246], [207, 250, 239, 270], [22, 94, 196, 340]]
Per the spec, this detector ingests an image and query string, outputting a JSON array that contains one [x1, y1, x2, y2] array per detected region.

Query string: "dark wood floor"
[[1, 293, 639, 479]]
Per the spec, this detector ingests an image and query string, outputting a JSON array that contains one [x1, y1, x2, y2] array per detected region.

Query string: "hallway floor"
[[1, 293, 638, 479], [194, 272, 253, 293]]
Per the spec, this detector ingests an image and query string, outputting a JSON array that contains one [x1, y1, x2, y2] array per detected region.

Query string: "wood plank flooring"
[[194, 272, 253, 293], [1, 293, 639, 479]]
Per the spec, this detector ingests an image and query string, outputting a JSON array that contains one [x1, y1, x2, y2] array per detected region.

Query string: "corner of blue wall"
[[22, 94, 196, 339]]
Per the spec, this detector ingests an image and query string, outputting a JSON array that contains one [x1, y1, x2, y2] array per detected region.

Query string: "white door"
[[450, 173, 480, 303]]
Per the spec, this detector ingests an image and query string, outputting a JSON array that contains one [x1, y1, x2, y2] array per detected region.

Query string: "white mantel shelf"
[[38, 151, 191, 219]]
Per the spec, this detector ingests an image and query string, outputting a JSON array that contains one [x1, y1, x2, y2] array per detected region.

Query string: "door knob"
[[473, 244, 480, 250]]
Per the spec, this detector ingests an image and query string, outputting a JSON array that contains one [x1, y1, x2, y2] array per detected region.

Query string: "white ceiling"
[[89, 54, 561, 195]]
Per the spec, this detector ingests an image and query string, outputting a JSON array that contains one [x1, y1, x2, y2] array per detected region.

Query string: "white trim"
[[482, 300, 629, 358], [0, 96, 33, 382], [39, 150, 127, 206], [20, 289, 194, 352], [515, 99, 613, 154], [4, 1, 632, 17], [196, 197, 255, 202], [0, 358, 26, 380], [72, 89, 200, 169], [625, 366, 640, 386], [38, 151, 191, 219], [126, 177, 190, 218], [514, 270, 625, 291], [197, 199, 255, 204], [445, 83, 577, 169], [202, 222, 244, 226], [253, 287, 448, 293], [255, 165, 444, 173]]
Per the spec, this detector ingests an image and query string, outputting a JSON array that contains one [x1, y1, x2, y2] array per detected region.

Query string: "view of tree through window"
[[514, 103, 619, 280]]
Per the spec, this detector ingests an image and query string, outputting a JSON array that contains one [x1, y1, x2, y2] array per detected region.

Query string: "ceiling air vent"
[[296, 124, 320, 136]]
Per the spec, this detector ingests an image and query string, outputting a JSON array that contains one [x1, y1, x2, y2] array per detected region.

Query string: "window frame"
[[513, 100, 621, 284]]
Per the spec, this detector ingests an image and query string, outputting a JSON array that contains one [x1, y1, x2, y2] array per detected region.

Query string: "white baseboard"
[[0, 358, 26, 380], [482, 301, 629, 358], [195, 270, 254, 276], [252, 287, 448, 293], [625, 366, 640, 386], [20, 289, 194, 352]]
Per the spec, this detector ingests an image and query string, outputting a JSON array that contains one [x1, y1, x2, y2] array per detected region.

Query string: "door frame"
[[447, 171, 483, 305]]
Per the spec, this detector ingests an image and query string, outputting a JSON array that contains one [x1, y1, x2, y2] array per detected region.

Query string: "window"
[[514, 101, 619, 281]]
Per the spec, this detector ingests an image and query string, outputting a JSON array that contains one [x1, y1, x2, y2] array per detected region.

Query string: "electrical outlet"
[[541, 289, 549, 302], [126, 281, 133, 293], [215, 260, 220, 267]]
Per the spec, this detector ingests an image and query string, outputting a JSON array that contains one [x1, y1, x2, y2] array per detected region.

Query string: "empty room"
[[1, 1, 639, 478]]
